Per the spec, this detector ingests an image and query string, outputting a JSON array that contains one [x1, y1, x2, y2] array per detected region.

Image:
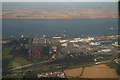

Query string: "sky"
[[1, 0, 119, 2], [2, 2, 118, 8]]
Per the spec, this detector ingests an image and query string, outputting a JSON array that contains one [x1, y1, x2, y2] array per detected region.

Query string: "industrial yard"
[[2, 34, 120, 79]]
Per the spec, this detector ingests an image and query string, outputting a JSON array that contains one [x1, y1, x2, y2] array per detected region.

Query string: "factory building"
[[28, 45, 50, 59], [28, 36, 50, 59]]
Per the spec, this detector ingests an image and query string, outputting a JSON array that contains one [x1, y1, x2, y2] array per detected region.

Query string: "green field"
[[2, 47, 14, 55], [105, 62, 120, 75], [8, 56, 31, 69], [3, 46, 32, 71], [105, 62, 118, 69], [3, 54, 14, 59]]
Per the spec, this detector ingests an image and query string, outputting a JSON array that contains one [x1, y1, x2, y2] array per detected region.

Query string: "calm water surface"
[[3, 18, 118, 39]]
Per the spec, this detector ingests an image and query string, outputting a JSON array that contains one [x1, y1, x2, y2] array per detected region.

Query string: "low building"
[[70, 37, 94, 43], [112, 42, 119, 46], [59, 40, 68, 43], [53, 36, 62, 39], [101, 49, 111, 52], [32, 36, 49, 45], [73, 44, 79, 47], [61, 43, 68, 47], [89, 42, 100, 46], [52, 46, 57, 52]]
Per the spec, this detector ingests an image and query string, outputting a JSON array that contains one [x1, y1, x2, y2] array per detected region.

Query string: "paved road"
[[8, 59, 52, 71]]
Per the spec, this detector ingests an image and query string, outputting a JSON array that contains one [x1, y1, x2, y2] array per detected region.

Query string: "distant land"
[[2, 2, 118, 19], [2, 8, 118, 19]]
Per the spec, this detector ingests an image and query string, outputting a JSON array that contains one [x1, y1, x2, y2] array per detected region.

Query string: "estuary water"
[[2, 18, 118, 39]]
